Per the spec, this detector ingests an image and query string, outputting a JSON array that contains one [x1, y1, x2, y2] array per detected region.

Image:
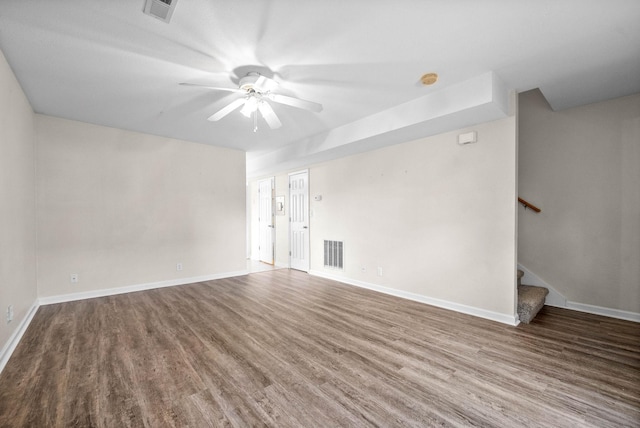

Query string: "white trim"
[[287, 168, 309, 176], [38, 270, 249, 306], [517, 263, 566, 307], [257, 176, 276, 265], [566, 301, 640, 323], [518, 263, 639, 323], [0, 300, 39, 374], [309, 270, 519, 326]]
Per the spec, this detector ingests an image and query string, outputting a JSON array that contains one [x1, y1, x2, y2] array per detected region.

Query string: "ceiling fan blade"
[[258, 101, 282, 129], [267, 93, 323, 113], [207, 98, 246, 121], [179, 82, 242, 93]]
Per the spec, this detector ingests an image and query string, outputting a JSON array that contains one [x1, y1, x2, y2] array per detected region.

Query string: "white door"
[[258, 178, 274, 264], [289, 171, 309, 272]]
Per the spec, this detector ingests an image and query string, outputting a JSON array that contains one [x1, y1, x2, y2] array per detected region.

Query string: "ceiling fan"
[[180, 72, 323, 132]]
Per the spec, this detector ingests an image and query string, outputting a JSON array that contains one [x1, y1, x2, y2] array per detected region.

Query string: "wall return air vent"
[[143, 0, 177, 23], [324, 240, 344, 270]]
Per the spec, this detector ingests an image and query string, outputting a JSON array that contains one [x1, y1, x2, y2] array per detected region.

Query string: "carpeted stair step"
[[518, 283, 549, 324], [517, 269, 548, 323]]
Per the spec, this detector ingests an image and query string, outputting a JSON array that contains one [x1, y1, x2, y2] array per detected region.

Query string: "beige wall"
[[36, 115, 246, 297], [519, 90, 640, 313], [252, 116, 518, 321], [310, 117, 517, 317], [0, 49, 37, 352]]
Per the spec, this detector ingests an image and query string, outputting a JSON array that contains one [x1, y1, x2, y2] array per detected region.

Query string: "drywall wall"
[[308, 116, 517, 319], [0, 49, 37, 354], [251, 115, 518, 321], [36, 115, 247, 298], [519, 89, 640, 313]]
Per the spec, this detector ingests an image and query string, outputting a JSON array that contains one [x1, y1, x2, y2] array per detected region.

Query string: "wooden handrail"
[[518, 197, 541, 213]]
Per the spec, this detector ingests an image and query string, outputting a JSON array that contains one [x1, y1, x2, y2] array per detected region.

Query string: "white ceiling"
[[1, 0, 639, 176]]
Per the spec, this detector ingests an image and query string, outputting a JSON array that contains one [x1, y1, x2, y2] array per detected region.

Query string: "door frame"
[[257, 177, 275, 265]]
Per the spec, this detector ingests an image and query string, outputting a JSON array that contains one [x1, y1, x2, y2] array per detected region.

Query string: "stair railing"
[[518, 197, 541, 213]]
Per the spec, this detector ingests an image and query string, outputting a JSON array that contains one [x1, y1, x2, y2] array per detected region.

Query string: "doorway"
[[258, 177, 274, 265]]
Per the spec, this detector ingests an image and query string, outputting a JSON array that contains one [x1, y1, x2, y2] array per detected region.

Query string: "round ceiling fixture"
[[420, 73, 438, 86], [239, 72, 262, 91]]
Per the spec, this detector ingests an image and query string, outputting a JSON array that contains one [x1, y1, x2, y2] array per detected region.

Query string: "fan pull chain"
[[253, 109, 258, 132]]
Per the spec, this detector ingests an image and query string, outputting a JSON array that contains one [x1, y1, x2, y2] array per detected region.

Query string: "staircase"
[[517, 269, 549, 324]]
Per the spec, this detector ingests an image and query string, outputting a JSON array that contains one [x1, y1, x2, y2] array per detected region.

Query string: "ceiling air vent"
[[143, 0, 177, 23]]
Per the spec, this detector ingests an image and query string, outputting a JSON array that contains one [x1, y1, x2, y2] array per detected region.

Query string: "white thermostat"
[[458, 131, 477, 145]]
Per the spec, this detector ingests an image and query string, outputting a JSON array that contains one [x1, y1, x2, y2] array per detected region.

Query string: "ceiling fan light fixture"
[[240, 96, 259, 118], [181, 69, 321, 131]]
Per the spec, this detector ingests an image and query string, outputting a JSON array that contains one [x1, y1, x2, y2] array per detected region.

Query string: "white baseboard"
[[566, 301, 640, 323], [309, 270, 519, 326], [0, 300, 39, 375], [518, 263, 639, 323], [38, 270, 249, 306]]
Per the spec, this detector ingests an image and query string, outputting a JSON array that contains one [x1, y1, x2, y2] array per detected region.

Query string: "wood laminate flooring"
[[0, 270, 638, 427]]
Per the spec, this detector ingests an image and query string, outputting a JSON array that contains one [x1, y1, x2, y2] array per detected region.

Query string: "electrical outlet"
[[70, 273, 79, 283], [176, 263, 183, 271], [6, 305, 13, 323], [377, 267, 383, 277]]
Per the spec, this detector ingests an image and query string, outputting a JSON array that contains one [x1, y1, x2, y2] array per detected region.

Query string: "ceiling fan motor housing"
[[239, 72, 262, 91]]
